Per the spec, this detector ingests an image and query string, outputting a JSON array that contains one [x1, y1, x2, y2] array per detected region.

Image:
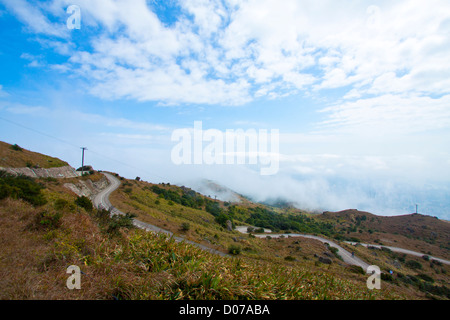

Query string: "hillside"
[[0, 141, 69, 169], [0, 142, 449, 300], [319, 209, 450, 260]]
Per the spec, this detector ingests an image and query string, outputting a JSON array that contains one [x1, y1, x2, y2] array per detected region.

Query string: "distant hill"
[[185, 179, 245, 203], [319, 209, 450, 259], [0, 141, 68, 169]]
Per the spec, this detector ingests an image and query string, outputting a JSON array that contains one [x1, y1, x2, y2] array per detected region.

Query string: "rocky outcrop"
[[0, 165, 79, 178], [64, 176, 109, 200]]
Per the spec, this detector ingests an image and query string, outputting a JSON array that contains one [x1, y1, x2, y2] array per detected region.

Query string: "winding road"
[[236, 228, 370, 270], [94, 172, 229, 257], [345, 242, 450, 265]]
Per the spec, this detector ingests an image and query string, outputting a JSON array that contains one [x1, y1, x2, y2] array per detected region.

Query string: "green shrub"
[[124, 187, 132, 194], [381, 273, 394, 282], [406, 260, 423, 270], [417, 273, 435, 283], [347, 265, 365, 275], [75, 196, 93, 212], [228, 244, 241, 255], [181, 222, 190, 231], [284, 256, 296, 261], [34, 210, 62, 230], [0, 175, 47, 206], [54, 198, 73, 211], [215, 213, 231, 228], [329, 246, 343, 261], [10, 144, 23, 151], [419, 283, 450, 298], [107, 213, 136, 235]]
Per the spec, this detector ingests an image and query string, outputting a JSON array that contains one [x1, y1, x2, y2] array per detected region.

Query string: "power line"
[[0, 116, 170, 182], [0, 116, 80, 148]]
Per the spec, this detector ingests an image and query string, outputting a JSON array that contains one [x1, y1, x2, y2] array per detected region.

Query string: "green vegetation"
[[10, 144, 23, 152], [228, 244, 241, 255], [0, 173, 47, 206], [406, 260, 423, 270], [181, 222, 191, 231], [245, 206, 335, 235], [150, 185, 205, 209], [34, 210, 63, 230], [91, 209, 136, 236], [74, 196, 93, 212]]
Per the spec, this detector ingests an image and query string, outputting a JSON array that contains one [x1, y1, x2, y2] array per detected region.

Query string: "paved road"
[[236, 227, 370, 270], [93, 172, 229, 257], [345, 242, 450, 266]]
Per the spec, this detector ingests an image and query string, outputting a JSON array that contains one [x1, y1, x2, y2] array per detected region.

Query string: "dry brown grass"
[[0, 141, 68, 169]]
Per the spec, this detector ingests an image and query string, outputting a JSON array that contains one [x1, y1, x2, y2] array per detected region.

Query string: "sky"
[[0, 0, 449, 219]]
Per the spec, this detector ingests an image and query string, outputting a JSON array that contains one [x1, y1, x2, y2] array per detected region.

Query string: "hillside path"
[[345, 242, 450, 265], [93, 172, 229, 257], [235, 228, 370, 270]]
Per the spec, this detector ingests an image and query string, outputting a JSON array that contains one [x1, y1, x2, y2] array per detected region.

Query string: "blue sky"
[[1, 0, 450, 219]]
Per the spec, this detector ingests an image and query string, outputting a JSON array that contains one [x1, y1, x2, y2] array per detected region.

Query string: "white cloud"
[[0, 0, 68, 37], [5, 0, 450, 109], [318, 94, 450, 135]]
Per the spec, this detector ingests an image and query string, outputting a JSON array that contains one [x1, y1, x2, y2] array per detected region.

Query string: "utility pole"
[[415, 204, 418, 214], [80, 147, 87, 176]]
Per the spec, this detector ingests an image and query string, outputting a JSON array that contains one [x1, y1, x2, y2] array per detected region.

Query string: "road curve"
[[236, 227, 370, 270], [94, 172, 229, 257], [345, 242, 450, 266]]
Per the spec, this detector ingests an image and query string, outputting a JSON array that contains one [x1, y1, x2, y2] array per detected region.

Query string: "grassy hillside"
[[0, 141, 68, 169], [0, 176, 401, 300], [107, 175, 450, 299]]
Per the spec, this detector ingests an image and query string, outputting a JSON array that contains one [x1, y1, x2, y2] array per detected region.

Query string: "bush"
[[124, 187, 132, 194], [54, 198, 73, 211], [329, 246, 343, 261], [107, 213, 136, 235], [381, 273, 394, 282], [417, 273, 435, 283], [284, 256, 296, 262], [215, 213, 231, 228], [347, 265, 365, 275], [406, 260, 423, 270], [34, 210, 62, 230], [0, 175, 47, 206], [419, 283, 450, 298], [181, 222, 190, 231], [228, 244, 241, 255], [10, 144, 23, 151], [75, 196, 93, 212]]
